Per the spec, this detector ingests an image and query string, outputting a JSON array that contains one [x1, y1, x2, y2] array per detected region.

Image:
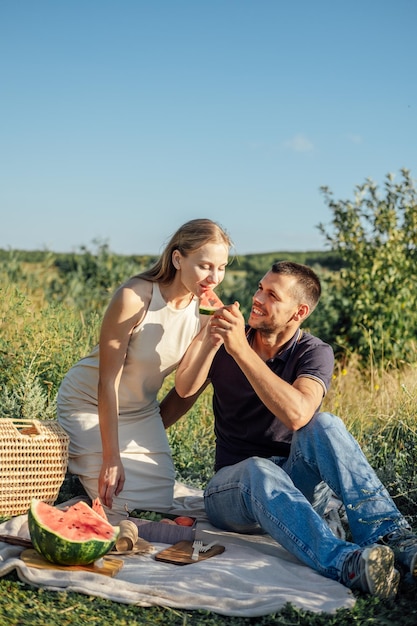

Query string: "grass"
[[1, 556, 417, 625], [1, 569, 417, 626], [2, 368, 417, 625], [1, 264, 417, 624]]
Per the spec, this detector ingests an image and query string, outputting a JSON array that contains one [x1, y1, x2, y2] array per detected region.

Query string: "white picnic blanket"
[[0, 483, 355, 617]]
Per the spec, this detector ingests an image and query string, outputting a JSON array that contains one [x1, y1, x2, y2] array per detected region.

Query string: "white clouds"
[[346, 133, 363, 144], [283, 133, 314, 153], [282, 132, 363, 154]]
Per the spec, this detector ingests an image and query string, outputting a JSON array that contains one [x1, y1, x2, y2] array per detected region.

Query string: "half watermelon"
[[199, 289, 223, 315], [28, 499, 119, 566]]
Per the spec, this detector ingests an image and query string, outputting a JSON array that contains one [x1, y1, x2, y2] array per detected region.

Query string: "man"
[[172, 261, 417, 599]]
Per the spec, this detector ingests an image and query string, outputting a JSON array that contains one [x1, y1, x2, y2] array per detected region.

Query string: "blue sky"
[[1, 0, 416, 256]]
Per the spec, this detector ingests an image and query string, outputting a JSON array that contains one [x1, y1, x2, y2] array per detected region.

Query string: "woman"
[[57, 218, 231, 515]]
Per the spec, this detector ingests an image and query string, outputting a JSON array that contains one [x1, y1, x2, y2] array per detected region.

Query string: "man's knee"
[[240, 456, 277, 479], [293, 411, 356, 458], [299, 412, 346, 437], [213, 457, 285, 487]]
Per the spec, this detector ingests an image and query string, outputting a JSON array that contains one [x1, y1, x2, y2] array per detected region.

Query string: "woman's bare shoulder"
[[107, 277, 154, 325], [121, 276, 154, 300]]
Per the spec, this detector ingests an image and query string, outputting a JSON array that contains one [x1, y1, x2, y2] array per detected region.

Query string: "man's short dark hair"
[[271, 261, 321, 313]]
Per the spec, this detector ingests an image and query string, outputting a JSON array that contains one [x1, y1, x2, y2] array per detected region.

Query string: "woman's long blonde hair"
[[138, 218, 232, 284]]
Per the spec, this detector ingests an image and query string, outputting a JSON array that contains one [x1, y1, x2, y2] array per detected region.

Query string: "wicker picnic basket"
[[0, 418, 69, 517]]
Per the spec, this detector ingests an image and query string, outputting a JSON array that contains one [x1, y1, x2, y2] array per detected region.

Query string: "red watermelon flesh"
[[28, 499, 118, 565], [92, 497, 108, 520], [199, 289, 223, 315]]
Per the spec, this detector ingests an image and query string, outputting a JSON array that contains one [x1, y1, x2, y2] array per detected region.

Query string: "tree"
[[317, 169, 417, 366]]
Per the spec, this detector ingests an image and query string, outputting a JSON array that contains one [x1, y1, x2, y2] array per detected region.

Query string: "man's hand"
[[210, 302, 245, 356]]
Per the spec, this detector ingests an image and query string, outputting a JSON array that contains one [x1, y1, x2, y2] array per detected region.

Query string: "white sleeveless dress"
[[57, 283, 201, 515]]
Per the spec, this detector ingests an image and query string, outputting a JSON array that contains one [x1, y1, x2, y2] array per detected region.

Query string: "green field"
[[1, 247, 416, 625]]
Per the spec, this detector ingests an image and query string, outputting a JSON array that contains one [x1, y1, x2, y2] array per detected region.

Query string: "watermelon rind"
[[28, 499, 119, 566], [198, 305, 217, 315]]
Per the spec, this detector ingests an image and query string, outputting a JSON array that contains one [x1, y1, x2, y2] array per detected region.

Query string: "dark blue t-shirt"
[[208, 327, 334, 471]]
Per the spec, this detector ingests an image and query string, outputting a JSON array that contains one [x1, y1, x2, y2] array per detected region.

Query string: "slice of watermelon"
[[28, 499, 118, 566], [199, 289, 223, 315], [92, 497, 108, 520]]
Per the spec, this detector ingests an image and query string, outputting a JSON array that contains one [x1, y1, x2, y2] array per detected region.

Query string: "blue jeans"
[[204, 412, 409, 582]]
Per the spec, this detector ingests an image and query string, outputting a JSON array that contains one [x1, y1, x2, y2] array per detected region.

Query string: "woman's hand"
[[98, 457, 125, 509]]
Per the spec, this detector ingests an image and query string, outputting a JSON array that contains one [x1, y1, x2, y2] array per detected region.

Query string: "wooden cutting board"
[[155, 540, 225, 565], [20, 549, 124, 577]]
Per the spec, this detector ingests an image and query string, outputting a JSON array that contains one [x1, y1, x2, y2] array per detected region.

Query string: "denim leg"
[[204, 457, 358, 582], [285, 412, 409, 545]]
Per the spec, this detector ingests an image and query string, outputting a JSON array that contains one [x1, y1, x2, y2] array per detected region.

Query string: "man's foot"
[[341, 544, 399, 600], [382, 528, 417, 577]]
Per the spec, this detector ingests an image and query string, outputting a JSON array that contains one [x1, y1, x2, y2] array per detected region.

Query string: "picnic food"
[[92, 497, 108, 520], [28, 499, 118, 566], [199, 289, 223, 315], [174, 516, 195, 526], [133, 510, 165, 522], [131, 510, 195, 526]]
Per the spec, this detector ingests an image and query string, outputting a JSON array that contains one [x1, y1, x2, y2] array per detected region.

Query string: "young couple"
[[58, 219, 416, 599]]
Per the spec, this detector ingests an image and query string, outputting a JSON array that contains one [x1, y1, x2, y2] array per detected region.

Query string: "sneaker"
[[341, 544, 400, 600], [382, 528, 417, 577]]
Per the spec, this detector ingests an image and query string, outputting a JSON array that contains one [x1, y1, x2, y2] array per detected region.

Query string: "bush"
[[0, 283, 100, 419], [317, 169, 417, 366]]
